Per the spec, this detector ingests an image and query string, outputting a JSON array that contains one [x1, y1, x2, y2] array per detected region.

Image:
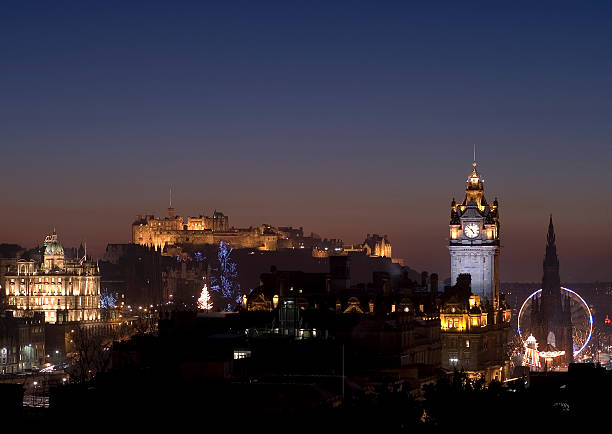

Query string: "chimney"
[[421, 271, 429, 288], [430, 273, 438, 306], [430, 273, 438, 294], [330, 256, 351, 291]]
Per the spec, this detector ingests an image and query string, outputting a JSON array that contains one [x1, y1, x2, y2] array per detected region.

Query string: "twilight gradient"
[[1, 1, 611, 281]]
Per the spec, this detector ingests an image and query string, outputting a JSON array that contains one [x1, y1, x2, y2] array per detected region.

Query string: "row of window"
[[449, 355, 471, 368], [12, 296, 100, 309], [9, 291, 98, 297], [11, 277, 63, 283]]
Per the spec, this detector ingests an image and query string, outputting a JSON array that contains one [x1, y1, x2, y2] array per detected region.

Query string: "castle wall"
[[132, 225, 277, 251]]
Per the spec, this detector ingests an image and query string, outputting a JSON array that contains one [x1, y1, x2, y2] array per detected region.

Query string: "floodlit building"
[[441, 159, 511, 382], [4, 231, 101, 324], [362, 234, 392, 258], [132, 206, 343, 253], [448, 159, 500, 308]]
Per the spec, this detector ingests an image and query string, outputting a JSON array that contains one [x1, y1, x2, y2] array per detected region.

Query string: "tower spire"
[[544, 214, 559, 269], [473, 144, 476, 167], [547, 214, 555, 246], [168, 187, 175, 218]]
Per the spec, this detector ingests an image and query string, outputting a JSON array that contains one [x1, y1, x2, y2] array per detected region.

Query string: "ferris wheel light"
[[517, 287, 593, 357]]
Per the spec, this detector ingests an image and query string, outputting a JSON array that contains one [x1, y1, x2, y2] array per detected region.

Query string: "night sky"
[[1, 1, 611, 282]]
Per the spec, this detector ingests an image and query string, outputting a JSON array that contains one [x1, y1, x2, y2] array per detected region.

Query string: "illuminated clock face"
[[464, 223, 480, 238]]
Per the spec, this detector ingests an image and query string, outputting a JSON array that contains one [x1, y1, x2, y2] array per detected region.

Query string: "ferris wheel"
[[517, 287, 593, 357]]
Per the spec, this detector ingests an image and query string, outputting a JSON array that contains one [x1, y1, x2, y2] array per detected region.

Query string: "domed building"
[[4, 230, 101, 324]]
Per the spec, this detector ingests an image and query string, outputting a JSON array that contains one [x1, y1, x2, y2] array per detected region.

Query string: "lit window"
[[465, 340, 470, 348], [233, 350, 251, 360]]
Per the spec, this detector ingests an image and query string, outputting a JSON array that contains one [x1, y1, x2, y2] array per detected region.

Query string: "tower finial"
[[473, 144, 477, 167], [169, 187, 172, 208]]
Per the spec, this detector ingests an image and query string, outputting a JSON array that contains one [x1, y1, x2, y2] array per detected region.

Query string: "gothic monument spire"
[[534, 215, 573, 364]]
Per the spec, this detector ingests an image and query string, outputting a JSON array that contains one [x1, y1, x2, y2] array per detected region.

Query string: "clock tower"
[[449, 160, 500, 309]]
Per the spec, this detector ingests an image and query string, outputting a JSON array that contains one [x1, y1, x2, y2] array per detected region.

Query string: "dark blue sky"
[[1, 1, 611, 281]]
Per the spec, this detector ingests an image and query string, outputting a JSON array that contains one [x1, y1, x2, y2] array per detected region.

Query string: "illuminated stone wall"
[[449, 245, 500, 307], [363, 234, 392, 258], [133, 213, 293, 252], [132, 225, 279, 252], [5, 262, 101, 324]]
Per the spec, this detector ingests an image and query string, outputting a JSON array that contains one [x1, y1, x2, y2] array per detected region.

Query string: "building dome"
[[44, 231, 64, 256]]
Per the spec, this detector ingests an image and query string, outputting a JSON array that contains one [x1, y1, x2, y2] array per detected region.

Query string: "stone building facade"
[[4, 231, 101, 324], [362, 234, 392, 258], [0, 311, 45, 373], [439, 283, 511, 382], [132, 209, 347, 254], [133, 210, 296, 252]]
